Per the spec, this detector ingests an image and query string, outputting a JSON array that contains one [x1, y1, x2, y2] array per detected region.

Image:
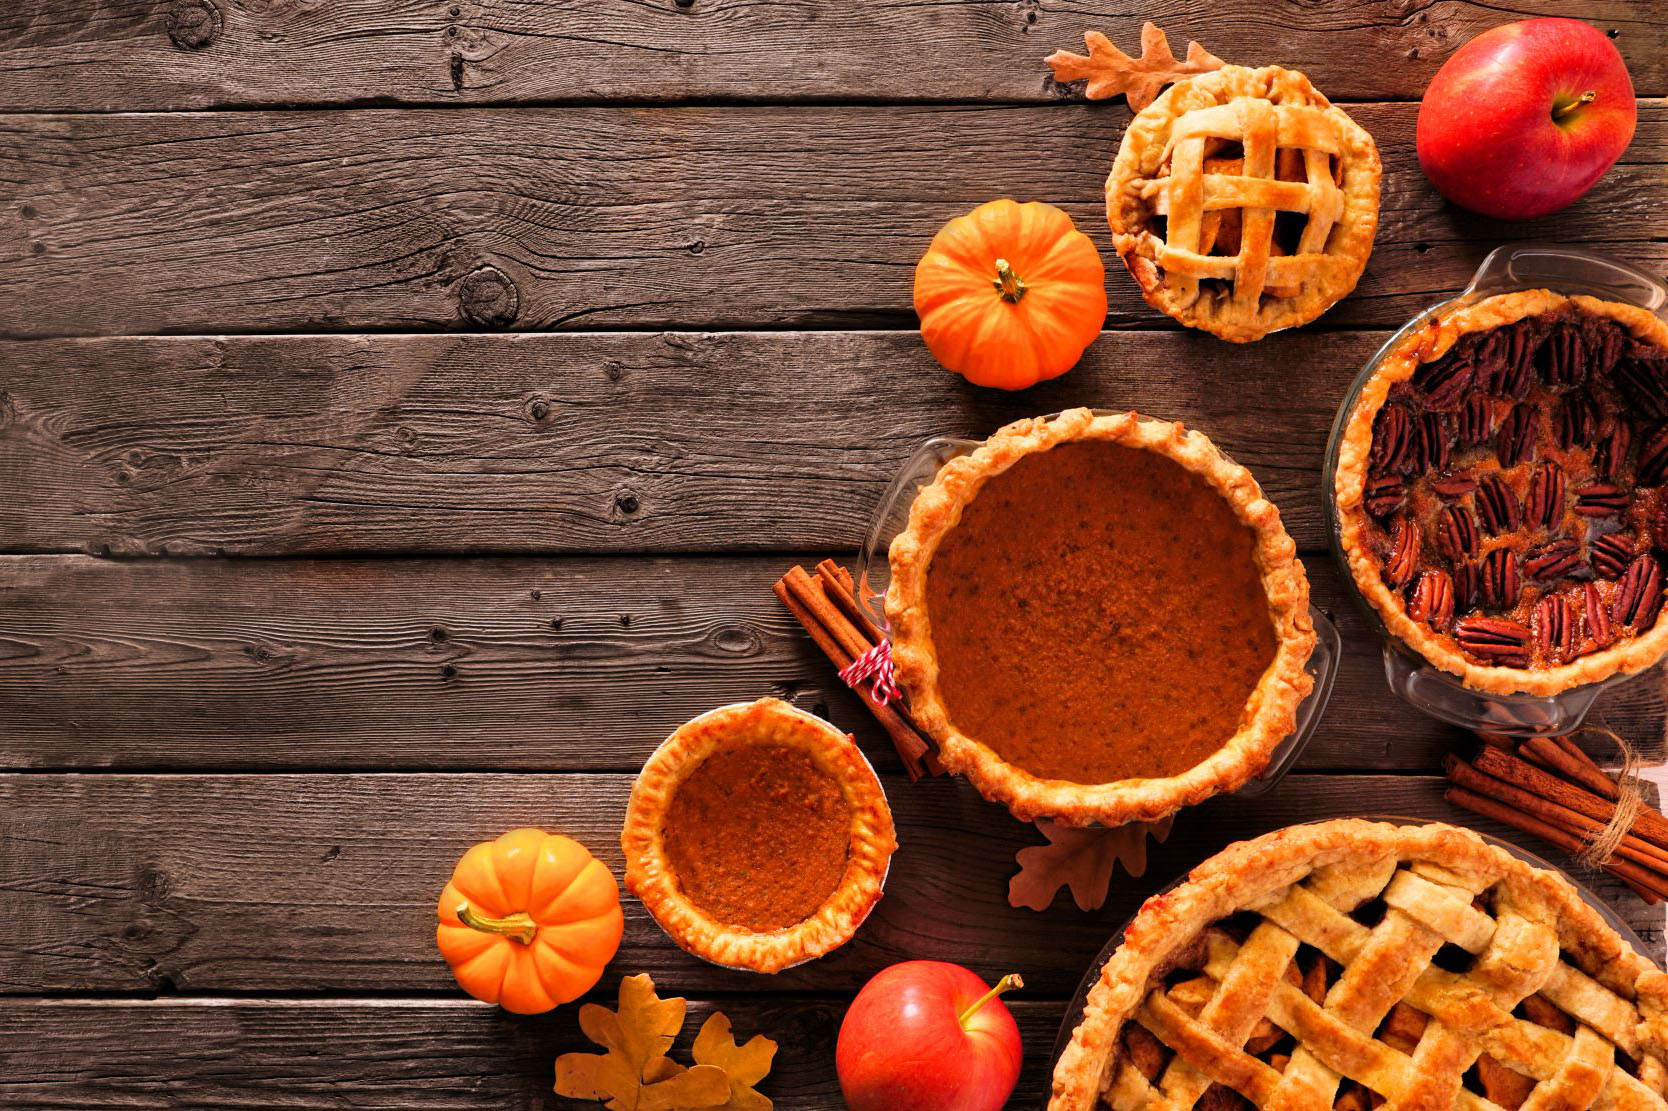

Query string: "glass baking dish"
[[1322, 246, 1668, 736], [854, 412, 1341, 799], [1046, 815, 1657, 1096]]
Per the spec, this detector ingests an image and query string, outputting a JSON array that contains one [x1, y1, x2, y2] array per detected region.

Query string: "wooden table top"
[[2, 3, 1667, 1107]]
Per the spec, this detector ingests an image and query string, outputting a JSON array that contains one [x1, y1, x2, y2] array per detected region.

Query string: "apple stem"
[[1553, 90, 1597, 120], [958, 973, 1024, 1029]]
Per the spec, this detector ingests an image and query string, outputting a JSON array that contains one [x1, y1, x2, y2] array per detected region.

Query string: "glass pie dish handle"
[[1379, 640, 1622, 737], [1462, 244, 1668, 318]]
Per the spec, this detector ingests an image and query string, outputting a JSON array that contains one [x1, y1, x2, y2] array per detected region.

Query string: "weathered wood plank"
[[0, 996, 1062, 1110], [0, 330, 1378, 556], [2, 554, 1662, 773], [3, 104, 1663, 338], [1, 1, 1662, 110], [0, 772, 1657, 1000]]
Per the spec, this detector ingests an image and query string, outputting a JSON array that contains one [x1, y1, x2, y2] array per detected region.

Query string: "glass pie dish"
[[855, 411, 1341, 809], [1323, 245, 1668, 736]]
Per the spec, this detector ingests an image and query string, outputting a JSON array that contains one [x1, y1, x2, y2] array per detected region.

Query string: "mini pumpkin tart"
[[1050, 819, 1668, 1111], [886, 408, 1315, 827], [620, 698, 896, 974], [1335, 291, 1668, 696], [1107, 65, 1381, 343]]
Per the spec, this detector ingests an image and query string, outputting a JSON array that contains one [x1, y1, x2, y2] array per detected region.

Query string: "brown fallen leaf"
[[1009, 815, 1174, 912], [554, 973, 731, 1111], [1046, 22, 1225, 111], [692, 1012, 777, 1111]]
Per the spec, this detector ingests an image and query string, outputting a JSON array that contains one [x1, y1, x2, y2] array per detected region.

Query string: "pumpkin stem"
[[992, 259, 1028, 303], [456, 901, 539, 944], [958, 973, 1024, 1029]]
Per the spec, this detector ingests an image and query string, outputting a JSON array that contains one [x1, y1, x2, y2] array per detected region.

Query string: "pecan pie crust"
[[1050, 819, 1668, 1110], [620, 698, 897, 974], [886, 408, 1316, 827], [1336, 290, 1668, 696], [1107, 65, 1381, 343]]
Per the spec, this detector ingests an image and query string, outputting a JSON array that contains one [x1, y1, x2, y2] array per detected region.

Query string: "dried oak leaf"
[[692, 1012, 777, 1111], [1009, 815, 1174, 912], [1046, 22, 1225, 111], [554, 973, 732, 1111]]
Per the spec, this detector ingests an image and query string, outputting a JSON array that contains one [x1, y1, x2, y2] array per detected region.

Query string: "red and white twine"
[[839, 641, 900, 706]]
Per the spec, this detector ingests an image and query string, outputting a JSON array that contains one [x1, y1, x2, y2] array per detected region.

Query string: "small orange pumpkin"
[[436, 828, 624, 1015], [913, 199, 1107, 391]]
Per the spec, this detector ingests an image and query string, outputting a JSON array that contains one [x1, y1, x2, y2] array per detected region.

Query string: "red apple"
[[1417, 18, 1635, 220], [836, 962, 1022, 1111]]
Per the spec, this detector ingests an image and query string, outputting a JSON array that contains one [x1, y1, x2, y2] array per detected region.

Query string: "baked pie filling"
[[661, 744, 852, 932], [925, 439, 1277, 784], [1355, 305, 1668, 671]]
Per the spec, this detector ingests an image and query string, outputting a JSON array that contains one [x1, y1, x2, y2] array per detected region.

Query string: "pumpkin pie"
[[1050, 819, 1668, 1110], [620, 698, 896, 973], [1335, 290, 1668, 695], [886, 408, 1316, 827], [1107, 65, 1381, 342]]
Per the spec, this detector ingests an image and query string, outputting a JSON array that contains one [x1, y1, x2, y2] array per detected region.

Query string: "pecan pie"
[[886, 408, 1315, 827], [1051, 819, 1668, 1111], [1107, 65, 1381, 343], [1335, 291, 1668, 695], [620, 698, 896, 973]]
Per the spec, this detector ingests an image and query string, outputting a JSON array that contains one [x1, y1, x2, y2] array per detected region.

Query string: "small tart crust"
[[886, 408, 1316, 827], [1050, 819, 1668, 1110], [1107, 64, 1382, 343], [620, 698, 896, 974], [1335, 290, 1668, 696]]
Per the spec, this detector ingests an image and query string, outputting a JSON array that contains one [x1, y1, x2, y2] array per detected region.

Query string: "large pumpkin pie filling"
[[662, 745, 852, 932], [621, 698, 897, 974], [886, 409, 1316, 826], [926, 440, 1278, 784]]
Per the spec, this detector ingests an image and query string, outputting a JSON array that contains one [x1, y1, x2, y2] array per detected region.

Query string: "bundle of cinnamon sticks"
[[1446, 735, 1668, 903], [772, 560, 943, 780]]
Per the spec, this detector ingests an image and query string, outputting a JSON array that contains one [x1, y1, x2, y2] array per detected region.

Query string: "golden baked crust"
[[1335, 290, 1668, 696], [1107, 65, 1381, 343], [1051, 819, 1668, 1110], [885, 408, 1315, 827], [620, 698, 896, 974]]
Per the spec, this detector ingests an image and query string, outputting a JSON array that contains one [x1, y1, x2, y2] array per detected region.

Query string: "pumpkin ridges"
[[528, 833, 593, 914], [488, 826, 548, 910], [447, 841, 516, 916]]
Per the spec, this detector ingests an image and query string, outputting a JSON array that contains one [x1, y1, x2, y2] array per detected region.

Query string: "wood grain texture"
[[0, 772, 1659, 1000], [2, 554, 1662, 773], [0, 330, 1378, 556], [0, 996, 1063, 1110], [3, 104, 1664, 338], [1, 1, 1662, 111]]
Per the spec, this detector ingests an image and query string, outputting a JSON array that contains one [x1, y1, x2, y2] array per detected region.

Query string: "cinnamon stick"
[[814, 558, 887, 646], [1445, 785, 1667, 903], [1471, 745, 1668, 852], [1520, 736, 1620, 801]]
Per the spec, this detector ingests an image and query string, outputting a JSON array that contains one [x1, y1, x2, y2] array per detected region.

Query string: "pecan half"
[[1383, 516, 1420, 589], [1453, 560, 1480, 611], [1586, 581, 1615, 648], [1475, 473, 1521, 535], [1371, 404, 1415, 475], [1593, 421, 1631, 481], [1638, 424, 1668, 486], [1614, 346, 1668, 421], [1481, 548, 1519, 610], [1591, 532, 1635, 579], [1533, 594, 1576, 661], [1539, 324, 1587, 387], [1430, 476, 1478, 499], [1591, 321, 1626, 377], [1496, 406, 1535, 468], [1408, 570, 1455, 630], [1436, 505, 1478, 562], [1655, 499, 1668, 550], [1614, 553, 1664, 629], [1574, 483, 1628, 518], [1524, 462, 1567, 531], [1456, 615, 1532, 666], [1458, 395, 1494, 448], [1415, 411, 1450, 471], [1413, 353, 1474, 410], [1364, 475, 1405, 518], [1524, 537, 1582, 582], [1556, 393, 1598, 450]]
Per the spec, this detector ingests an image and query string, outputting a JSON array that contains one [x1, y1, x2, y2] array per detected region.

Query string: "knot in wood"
[[457, 264, 520, 327], [167, 0, 222, 49]]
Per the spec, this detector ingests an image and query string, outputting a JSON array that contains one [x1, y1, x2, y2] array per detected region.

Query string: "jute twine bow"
[[838, 641, 900, 706], [1575, 726, 1646, 870]]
